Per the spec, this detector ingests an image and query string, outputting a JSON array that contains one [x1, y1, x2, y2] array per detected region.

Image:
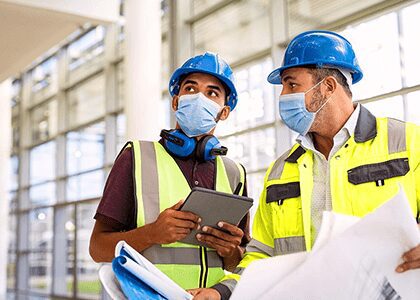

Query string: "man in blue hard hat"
[[89, 52, 251, 295], [192, 30, 420, 300]]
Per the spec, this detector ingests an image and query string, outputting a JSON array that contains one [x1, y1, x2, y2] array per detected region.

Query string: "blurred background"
[[1, 0, 420, 299]]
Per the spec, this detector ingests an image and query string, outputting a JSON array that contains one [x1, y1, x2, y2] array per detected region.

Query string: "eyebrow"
[[207, 84, 222, 92], [183, 79, 198, 86], [281, 74, 296, 84]]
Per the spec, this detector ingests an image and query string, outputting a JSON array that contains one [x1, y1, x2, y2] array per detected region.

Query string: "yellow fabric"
[[130, 141, 244, 289], [221, 117, 420, 287]]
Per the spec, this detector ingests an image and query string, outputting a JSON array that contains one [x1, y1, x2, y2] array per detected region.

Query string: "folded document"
[[106, 241, 193, 300]]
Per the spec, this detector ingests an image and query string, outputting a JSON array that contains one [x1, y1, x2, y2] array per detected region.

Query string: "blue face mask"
[[278, 79, 332, 135], [175, 92, 222, 137]]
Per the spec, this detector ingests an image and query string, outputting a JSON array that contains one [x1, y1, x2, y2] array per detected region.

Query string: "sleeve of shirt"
[[94, 148, 136, 231]]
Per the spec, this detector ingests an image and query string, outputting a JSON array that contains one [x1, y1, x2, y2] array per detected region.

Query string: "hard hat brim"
[[267, 62, 363, 85]]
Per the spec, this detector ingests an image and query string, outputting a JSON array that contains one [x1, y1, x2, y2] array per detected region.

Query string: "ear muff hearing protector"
[[160, 129, 227, 161]]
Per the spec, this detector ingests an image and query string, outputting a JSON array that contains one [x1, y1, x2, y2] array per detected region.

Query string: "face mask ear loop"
[[314, 94, 333, 114], [304, 78, 325, 95]]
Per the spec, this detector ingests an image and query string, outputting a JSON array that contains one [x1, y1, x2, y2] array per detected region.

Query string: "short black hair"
[[306, 66, 352, 98]]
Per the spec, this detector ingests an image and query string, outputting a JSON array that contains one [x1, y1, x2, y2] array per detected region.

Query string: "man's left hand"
[[196, 222, 243, 258], [396, 224, 420, 273], [187, 288, 221, 300]]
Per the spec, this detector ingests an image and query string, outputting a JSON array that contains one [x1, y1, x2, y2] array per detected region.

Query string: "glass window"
[[116, 114, 126, 152], [30, 99, 58, 144], [67, 74, 106, 128], [406, 91, 420, 125], [11, 79, 21, 108], [362, 96, 404, 120], [29, 252, 52, 293], [287, 0, 384, 37], [77, 202, 101, 299], [68, 27, 105, 71], [247, 171, 266, 230], [54, 206, 75, 297], [220, 127, 276, 173], [67, 170, 104, 202], [7, 252, 16, 290], [29, 208, 53, 251], [193, 1, 270, 63], [11, 117, 19, 152], [31, 56, 58, 93], [341, 13, 402, 100], [401, 2, 420, 87], [8, 214, 17, 251], [28, 208, 53, 293], [157, 95, 171, 130], [10, 156, 18, 191], [216, 58, 274, 136], [66, 122, 105, 175], [29, 142, 56, 185], [8, 191, 18, 212], [162, 37, 170, 90], [192, 0, 225, 15], [29, 182, 56, 207], [116, 63, 124, 110]]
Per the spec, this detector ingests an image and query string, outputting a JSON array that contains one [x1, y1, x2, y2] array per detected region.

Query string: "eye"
[[184, 85, 195, 93], [289, 82, 297, 88], [208, 90, 218, 97]]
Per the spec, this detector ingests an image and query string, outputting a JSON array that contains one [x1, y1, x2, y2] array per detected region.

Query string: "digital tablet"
[[178, 187, 253, 247]]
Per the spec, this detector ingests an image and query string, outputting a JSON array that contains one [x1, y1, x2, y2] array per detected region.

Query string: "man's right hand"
[[149, 200, 201, 244]]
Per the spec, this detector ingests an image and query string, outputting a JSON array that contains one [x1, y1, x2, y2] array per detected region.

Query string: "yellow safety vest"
[[220, 106, 420, 292], [123, 141, 245, 289]]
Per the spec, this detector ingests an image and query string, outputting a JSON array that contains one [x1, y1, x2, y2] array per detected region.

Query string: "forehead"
[[181, 72, 224, 88], [281, 67, 312, 82]]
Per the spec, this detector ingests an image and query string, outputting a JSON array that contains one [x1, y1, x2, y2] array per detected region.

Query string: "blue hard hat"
[[268, 30, 363, 85], [169, 52, 238, 111]]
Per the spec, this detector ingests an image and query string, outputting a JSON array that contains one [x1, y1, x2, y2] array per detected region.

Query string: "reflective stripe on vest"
[[127, 141, 244, 289]]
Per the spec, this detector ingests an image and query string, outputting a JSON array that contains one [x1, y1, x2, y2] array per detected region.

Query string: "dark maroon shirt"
[[94, 142, 250, 246]]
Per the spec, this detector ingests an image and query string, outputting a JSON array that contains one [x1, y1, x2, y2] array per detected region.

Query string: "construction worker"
[[89, 52, 251, 295], [191, 31, 420, 299]]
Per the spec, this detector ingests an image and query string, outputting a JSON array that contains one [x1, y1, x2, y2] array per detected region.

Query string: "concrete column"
[[124, 0, 162, 141], [0, 79, 12, 300]]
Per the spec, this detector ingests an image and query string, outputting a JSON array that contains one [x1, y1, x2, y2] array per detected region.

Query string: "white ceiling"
[[0, 0, 119, 82]]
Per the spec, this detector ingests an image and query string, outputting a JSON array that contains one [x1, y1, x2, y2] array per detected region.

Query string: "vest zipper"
[[198, 246, 209, 288]]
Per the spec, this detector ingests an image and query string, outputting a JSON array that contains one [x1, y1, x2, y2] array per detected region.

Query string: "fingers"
[[396, 259, 420, 272], [187, 288, 201, 296], [402, 244, 420, 262], [396, 244, 420, 273], [215, 222, 243, 237], [197, 233, 232, 249], [201, 225, 243, 243], [196, 233, 239, 257], [172, 210, 201, 223], [170, 199, 184, 210], [171, 218, 199, 230]]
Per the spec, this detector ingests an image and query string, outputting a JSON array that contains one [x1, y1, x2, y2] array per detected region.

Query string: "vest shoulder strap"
[[386, 118, 406, 154], [268, 144, 304, 181], [221, 156, 245, 194]]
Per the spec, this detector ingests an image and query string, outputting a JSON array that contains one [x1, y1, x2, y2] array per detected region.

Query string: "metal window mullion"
[[396, 9, 409, 121], [73, 204, 78, 299]]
